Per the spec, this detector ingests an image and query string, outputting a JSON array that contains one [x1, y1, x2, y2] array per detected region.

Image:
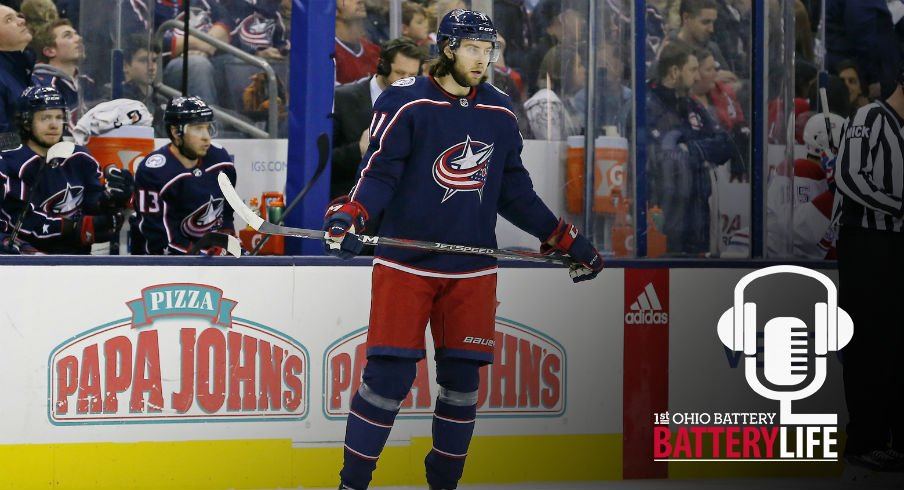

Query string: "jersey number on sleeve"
[[370, 112, 388, 141], [137, 190, 160, 213]]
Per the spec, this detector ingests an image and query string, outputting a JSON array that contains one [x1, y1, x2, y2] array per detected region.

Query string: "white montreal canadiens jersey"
[[350, 76, 559, 275]]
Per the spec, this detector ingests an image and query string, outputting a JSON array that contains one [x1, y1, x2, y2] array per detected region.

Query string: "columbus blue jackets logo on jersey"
[[432, 135, 493, 203], [41, 184, 84, 217], [181, 196, 225, 238], [688, 111, 703, 130], [236, 14, 277, 51]]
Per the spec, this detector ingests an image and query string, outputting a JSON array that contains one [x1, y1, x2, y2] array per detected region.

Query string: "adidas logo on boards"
[[625, 282, 669, 325]]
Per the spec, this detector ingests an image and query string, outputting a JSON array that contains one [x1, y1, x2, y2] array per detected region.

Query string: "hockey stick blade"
[[186, 232, 242, 257], [47, 141, 75, 164], [218, 173, 572, 266], [225, 234, 241, 257]]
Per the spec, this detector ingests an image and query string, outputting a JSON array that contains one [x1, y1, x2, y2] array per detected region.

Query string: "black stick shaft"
[[181, 0, 190, 96], [251, 133, 329, 255]]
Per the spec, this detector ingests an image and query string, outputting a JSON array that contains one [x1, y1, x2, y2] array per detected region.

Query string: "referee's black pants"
[[838, 226, 904, 456]]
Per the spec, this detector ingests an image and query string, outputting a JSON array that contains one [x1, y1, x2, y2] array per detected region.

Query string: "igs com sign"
[[324, 317, 566, 418], [49, 284, 309, 425]]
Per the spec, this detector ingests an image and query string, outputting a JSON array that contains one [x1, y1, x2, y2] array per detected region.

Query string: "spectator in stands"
[[120, 35, 160, 102], [19, 0, 56, 33], [795, 0, 814, 62], [524, 0, 585, 94], [30, 18, 94, 132], [401, 1, 429, 45], [364, 0, 389, 45], [108, 34, 165, 135], [491, 0, 530, 74], [804, 73, 850, 121], [335, 0, 381, 84], [229, 0, 288, 60], [712, 0, 750, 77], [121, 0, 234, 107], [492, 33, 526, 102], [584, 38, 632, 137], [646, 41, 735, 256], [524, 44, 584, 140], [668, 0, 729, 73], [427, 0, 466, 34], [331, 37, 422, 199], [0, 4, 32, 148], [691, 46, 748, 180], [826, 0, 900, 99], [835, 59, 871, 111], [491, 33, 532, 138], [646, 2, 667, 71]]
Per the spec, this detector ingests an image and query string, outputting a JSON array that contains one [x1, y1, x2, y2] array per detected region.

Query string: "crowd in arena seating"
[[0, 0, 902, 257]]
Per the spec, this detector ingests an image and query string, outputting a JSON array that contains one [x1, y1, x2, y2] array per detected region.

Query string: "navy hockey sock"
[[339, 389, 399, 489], [425, 358, 481, 489], [340, 357, 416, 489], [425, 397, 477, 489]]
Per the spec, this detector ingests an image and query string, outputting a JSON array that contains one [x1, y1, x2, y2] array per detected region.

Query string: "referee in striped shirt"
[[835, 65, 904, 473]]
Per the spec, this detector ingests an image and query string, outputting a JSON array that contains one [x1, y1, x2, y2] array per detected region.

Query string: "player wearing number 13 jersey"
[[130, 96, 236, 255]]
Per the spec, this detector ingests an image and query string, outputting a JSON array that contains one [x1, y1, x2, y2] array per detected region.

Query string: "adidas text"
[[624, 311, 669, 325]]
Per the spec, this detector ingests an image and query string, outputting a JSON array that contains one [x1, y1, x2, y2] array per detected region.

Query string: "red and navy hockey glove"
[[542, 219, 604, 283], [322, 196, 368, 259], [64, 212, 124, 245]]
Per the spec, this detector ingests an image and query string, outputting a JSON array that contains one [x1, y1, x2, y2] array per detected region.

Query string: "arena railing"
[[153, 19, 279, 139]]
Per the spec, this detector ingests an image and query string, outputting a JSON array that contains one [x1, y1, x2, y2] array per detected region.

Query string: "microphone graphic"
[[763, 317, 808, 386], [717, 266, 854, 425]]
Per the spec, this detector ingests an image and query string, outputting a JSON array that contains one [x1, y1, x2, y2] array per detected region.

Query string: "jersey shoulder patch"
[[392, 76, 416, 87], [144, 153, 166, 169]]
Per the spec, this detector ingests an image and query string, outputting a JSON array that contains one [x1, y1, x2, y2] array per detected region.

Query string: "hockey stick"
[[186, 231, 242, 257], [818, 72, 838, 155], [218, 172, 572, 266], [8, 141, 75, 247], [250, 132, 329, 255]]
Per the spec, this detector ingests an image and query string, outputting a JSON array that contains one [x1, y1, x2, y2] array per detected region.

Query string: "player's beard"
[[180, 144, 206, 160], [450, 60, 488, 89], [31, 132, 60, 150]]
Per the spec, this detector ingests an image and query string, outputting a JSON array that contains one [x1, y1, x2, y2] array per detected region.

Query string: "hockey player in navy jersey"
[[323, 9, 603, 490], [130, 96, 237, 255], [0, 86, 131, 254]]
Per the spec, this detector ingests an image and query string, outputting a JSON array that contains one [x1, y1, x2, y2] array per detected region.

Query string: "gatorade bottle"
[[610, 188, 633, 257], [647, 206, 667, 257], [267, 196, 285, 224]]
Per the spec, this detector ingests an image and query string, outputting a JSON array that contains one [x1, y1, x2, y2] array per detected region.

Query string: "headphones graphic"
[[716, 266, 854, 425], [377, 38, 422, 78]]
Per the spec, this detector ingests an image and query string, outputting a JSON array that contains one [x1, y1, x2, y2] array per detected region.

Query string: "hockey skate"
[[843, 449, 904, 487]]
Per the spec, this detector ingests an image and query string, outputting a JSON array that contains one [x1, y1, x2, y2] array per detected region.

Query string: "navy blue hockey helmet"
[[164, 96, 216, 138], [17, 86, 67, 127], [165, 96, 214, 126], [436, 9, 499, 61]]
